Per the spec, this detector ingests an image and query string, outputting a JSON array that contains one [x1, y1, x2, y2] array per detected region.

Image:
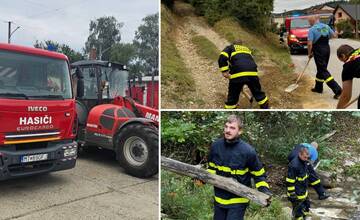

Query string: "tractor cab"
[[71, 60, 158, 178], [71, 60, 128, 107]]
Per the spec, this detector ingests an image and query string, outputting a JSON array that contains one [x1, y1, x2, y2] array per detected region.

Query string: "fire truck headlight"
[[64, 148, 77, 157]]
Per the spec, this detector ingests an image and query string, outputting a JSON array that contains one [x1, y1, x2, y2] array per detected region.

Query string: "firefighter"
[[207, 115, 272, 220], [307, 15, 342, 99], [218, 40, 269, 109], [288, 142, 319, 167], [336, 44, 360, 109], [286, 147, 328, 220], [288, 143, 329, 200]]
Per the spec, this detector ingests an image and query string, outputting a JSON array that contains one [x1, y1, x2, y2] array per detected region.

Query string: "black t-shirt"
[[342, 58, 360, 81]]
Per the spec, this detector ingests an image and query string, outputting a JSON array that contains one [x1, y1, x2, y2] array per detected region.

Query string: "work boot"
[[318, 192, 330, 200], [327, 80, 342, 99], [260, 101, 269, 109], [333, 93, 341, 99], [311, 81, 323, 93]]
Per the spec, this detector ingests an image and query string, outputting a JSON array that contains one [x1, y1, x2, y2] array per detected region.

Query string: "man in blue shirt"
[[307, 15, 342, 99]]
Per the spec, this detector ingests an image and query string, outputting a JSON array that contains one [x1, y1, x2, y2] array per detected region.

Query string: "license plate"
[[21, 153, 48, 163], [304, 45, 308, 49]]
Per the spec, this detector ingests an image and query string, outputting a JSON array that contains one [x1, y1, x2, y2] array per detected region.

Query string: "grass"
[[161, 170, 291, 220], [213, 17, 293, 75], [161, 4, 195, 104], [345, 162, 360, 177], [191, 35, 220, 61]]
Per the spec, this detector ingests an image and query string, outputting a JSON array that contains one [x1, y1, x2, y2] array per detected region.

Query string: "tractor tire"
[[115, 123, 158, 178]]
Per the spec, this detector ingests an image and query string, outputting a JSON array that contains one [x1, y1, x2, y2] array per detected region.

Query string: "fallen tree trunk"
[[317, 130, 336, 143], [314, 131, 337, 188], [161, 156, 271, 207]]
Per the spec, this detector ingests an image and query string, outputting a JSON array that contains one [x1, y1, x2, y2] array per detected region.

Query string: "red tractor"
[[71, 60, 158, 178]]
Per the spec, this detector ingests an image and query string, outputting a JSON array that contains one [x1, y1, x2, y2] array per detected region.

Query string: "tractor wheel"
[[115, 123, 158, 178]]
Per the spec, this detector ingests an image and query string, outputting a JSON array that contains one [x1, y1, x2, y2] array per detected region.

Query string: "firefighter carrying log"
[[286, 146, 328, 220], [307, 15, 342, 99], [207, 115, 271, 220], [218, 40, 269, 109]]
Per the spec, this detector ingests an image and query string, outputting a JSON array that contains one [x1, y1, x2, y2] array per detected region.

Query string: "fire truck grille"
[[8, 160, 55, 174]]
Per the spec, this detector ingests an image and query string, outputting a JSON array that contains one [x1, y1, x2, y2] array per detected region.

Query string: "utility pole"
[[8, 21, 11, 43], [7, 21, 20, 44], [356, 4, 359, 39]]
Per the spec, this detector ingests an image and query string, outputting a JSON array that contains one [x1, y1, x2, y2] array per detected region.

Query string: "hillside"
[[161, 1, 332, 109]]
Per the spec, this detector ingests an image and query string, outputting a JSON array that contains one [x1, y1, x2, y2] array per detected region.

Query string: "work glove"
[[193, 178, 205, 187]]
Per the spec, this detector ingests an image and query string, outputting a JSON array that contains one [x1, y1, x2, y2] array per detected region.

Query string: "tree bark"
[[161, 156, 271, 207]]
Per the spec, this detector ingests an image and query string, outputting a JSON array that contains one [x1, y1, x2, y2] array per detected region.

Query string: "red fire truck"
[[0, 43, 77, 180], [285, 14, 333, 54]]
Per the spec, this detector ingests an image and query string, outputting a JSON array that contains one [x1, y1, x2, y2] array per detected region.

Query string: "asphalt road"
[[291, 38, 360, 109], [0, 148, 158, 220]]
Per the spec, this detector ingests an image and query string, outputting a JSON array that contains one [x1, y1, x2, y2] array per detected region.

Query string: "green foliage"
[[110, 43, 136, 66], [84, 16, 123, 60], [162, 112, 335, 164], [34, 40, 84, 63], [133, 13, 159, 77], [161, 171, 213, 220], [191, 35, 220, 61], [336, 20, 353, 39], [162, 171, 291, 219], [162, 0, 174, 8], [246, 198, 291, 220], [345, 162, 360, 177], [188, 0, 274, 34]]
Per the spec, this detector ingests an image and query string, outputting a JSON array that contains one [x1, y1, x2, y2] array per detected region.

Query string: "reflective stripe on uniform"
[[230, 71, 258, 79], [297, 191, 308, 200], [310, 179, 321, 186], [286, 178, 295, 183], [209, 162, 249, 175], [207, 169, 216, 174], [258, 96, 268, 105], [324, 76, 334, 83], [215, 196, 249, 205], [250, 168, 265, 176], [220, 51, 229, 58], [220, 66, 229, 72], [287, 186, 295, 191], [230, 50, 252, 58], [315, 78, 325, 82], [297, 175, 308, 181], [224, 104, 237, 109], [255, 181, 269, 188]]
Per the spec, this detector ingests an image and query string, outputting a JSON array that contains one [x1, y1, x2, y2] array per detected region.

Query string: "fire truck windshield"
[[291, 18, 310, 29], [0, 50, 72, 100]]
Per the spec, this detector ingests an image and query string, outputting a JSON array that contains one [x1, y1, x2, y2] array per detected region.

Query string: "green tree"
[[110, 43, 136, 65], [336, 20, 354, 38], [133, 13, 159, 76], [84, 16, 123, 60], [187, 0, 274, 34], [34, 40, 84, 63]]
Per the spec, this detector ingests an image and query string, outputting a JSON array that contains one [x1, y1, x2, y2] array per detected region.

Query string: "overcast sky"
[[0, 0, 158, 51], [274, 0, 331, 13]]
